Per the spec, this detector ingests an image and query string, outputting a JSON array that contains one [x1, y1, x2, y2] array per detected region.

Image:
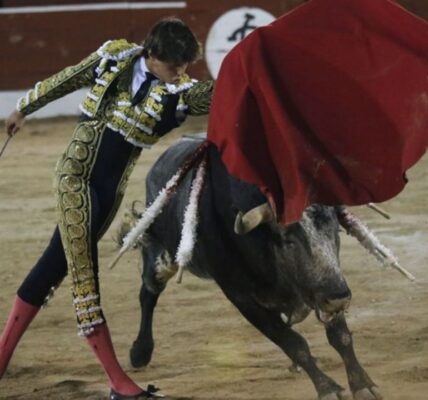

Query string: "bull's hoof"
[[129, 340, 154, 368], [354, 387, 383, 400], [320, 390, 349, 400]]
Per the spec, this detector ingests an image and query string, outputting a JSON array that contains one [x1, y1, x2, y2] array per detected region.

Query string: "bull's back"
[[146, 137, 216, 279], [146, 137, 205, 204]]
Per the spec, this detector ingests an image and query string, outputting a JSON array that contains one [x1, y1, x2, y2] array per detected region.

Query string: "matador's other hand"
[[5, 110, 25, 137]]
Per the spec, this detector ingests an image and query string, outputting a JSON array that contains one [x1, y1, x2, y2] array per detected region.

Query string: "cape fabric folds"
[[207, 0, 428, 224]]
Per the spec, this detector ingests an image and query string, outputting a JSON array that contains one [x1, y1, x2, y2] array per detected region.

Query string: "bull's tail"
[[115, 200, 145, 248]]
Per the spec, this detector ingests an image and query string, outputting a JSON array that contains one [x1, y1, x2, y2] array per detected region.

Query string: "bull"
[[123, 137, 382, 400]]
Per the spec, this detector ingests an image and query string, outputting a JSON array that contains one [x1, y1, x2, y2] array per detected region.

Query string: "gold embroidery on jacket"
[[80, 57, 136, 118], [17, 39, 202, 146], [105, 74, 196, 146], [17, 52, 100, 115], [184, 80, 215, 116]]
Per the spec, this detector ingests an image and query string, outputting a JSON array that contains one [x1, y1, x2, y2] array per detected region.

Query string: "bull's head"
[[235, 203, 351, 324], [234, 201, 412, 324], [273, 205, 351, 324]]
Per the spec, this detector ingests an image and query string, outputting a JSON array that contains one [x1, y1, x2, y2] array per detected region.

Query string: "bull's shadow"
[[121, 137, 382, 400]]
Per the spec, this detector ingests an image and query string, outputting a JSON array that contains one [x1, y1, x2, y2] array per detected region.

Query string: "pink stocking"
[[86, 323, 142, 396], [0, 296, 40, 378]]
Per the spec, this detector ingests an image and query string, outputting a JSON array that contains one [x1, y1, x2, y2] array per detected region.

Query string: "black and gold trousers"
[[18, 120, 141, 336]]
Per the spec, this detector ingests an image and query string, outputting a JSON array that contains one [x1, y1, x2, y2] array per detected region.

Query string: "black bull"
[[126, 137, 382, 400]]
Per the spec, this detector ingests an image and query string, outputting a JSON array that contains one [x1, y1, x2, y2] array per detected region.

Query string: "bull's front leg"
[[130, 244, 178, 368], [273, 324, 347, 400], [221, 289, 346, 400], [325, 313, 382, 400], [130, 283, 160, 368]]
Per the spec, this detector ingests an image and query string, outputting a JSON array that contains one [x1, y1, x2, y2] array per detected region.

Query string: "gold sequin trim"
[[54, 120, 105, 336]]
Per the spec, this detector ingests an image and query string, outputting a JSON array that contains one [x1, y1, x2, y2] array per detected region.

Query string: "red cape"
[[207, 0, 428, 224]]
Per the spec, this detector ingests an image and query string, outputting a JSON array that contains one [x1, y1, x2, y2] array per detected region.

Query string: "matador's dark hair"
[[142, 17, 202, 64]]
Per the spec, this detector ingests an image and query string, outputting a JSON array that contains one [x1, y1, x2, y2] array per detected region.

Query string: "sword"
[[0, 135, 12, 159]]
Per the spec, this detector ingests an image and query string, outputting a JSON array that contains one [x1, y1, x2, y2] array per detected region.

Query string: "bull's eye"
[[280, 230, 296, 247], [284, 239, 296, 248]]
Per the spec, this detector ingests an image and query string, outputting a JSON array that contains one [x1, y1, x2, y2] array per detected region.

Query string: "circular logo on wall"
[[205, 8, 275, 78]]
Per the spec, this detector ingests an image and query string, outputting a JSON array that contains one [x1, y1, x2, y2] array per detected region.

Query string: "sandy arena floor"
[[0, 116, 427, 400]]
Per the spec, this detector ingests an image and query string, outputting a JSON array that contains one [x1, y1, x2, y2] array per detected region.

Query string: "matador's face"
[[146, 55, 189, 84]]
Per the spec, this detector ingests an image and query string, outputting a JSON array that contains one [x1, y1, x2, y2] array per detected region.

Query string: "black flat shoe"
[[109, 385, 164, 400], [109, 389, 149, 400]]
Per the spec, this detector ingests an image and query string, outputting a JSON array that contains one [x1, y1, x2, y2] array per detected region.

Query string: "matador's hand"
[[5, 110, 25, 137]]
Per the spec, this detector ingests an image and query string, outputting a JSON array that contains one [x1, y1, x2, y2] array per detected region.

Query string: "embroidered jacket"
[[17, 39, 214, 147]]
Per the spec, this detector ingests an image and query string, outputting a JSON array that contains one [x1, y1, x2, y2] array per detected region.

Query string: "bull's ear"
[[234, 202, 274, 235]]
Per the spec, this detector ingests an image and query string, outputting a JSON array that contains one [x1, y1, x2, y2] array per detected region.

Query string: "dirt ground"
[[0, 116, 427, 400]]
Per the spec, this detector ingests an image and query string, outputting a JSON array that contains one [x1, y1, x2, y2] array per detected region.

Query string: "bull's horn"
[[234, 202, 274, 235]]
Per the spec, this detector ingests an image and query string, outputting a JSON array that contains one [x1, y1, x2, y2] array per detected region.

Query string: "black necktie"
[[131, 72, 157, 106]]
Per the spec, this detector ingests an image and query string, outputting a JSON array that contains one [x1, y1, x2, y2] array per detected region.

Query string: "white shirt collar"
[[131, 56, 159, 97], [141, 57, 153, 79]]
